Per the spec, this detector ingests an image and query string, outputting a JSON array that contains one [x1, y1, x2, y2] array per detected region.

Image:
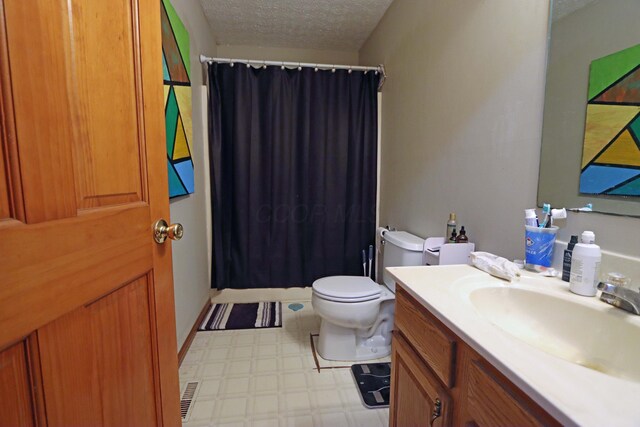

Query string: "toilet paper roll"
[[376, 227, 387, 239]]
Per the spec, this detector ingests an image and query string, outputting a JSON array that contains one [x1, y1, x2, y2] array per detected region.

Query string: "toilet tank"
[[382, 231, 425, 292]]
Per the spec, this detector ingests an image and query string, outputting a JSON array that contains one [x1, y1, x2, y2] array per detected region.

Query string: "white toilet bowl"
[[311, 276, 395, 361], [311, 230, 425, 361]]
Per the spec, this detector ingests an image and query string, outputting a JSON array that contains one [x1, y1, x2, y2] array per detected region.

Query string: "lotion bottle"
[[569, 231, 601, 296], [445, 213, 456, 240]]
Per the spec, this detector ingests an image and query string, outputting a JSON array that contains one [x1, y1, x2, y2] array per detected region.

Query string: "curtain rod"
[[199, 54, 386, 90]]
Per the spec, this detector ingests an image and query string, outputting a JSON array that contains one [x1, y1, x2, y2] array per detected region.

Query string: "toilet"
[[311, 230, 425, 361]]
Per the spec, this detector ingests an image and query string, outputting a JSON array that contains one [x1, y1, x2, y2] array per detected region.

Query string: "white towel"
[[470, 251, 521, 282]]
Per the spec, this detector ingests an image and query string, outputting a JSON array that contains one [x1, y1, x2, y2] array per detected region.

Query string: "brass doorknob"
[[153, 219, 183, 244]]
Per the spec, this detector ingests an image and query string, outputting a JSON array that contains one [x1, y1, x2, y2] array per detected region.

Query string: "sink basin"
[[470, 287, 640, 383]]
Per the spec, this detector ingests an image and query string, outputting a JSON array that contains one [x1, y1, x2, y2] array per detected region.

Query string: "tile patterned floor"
[[180, 299, 390, 427]]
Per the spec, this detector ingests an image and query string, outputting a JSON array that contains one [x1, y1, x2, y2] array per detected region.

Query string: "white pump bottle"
[[569, 231, 601, 297]]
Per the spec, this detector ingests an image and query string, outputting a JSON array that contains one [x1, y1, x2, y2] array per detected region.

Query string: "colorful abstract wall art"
[[580, 44, 640, 197], [161, 0, 194, 198]]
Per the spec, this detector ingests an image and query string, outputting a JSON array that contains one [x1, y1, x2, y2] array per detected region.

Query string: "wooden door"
[[0, 0, 181, 425], [390, 332, 452, 427]]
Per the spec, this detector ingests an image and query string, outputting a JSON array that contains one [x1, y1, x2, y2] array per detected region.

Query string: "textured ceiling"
[[199, 0, 394, 51], [552, 0, 599, 21]]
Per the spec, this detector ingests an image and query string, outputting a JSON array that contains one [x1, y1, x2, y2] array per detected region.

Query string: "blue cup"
[[525, 225, 558, 269]]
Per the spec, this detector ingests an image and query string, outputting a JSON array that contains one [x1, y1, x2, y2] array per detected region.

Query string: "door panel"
[[0, 342, 35, 426], [0, 130, 9, 219], [69, 0, 145, 209], [0, 205, 153, 346], [38, 277, 157, 426], [0, 2, 23, 223], [3, 0, 77, 223]]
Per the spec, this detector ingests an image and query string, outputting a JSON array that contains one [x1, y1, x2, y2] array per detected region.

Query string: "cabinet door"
[[458, 350, 560, 427], [390, 332, 452, 427]]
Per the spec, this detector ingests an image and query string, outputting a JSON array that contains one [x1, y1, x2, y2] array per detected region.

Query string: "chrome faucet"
[[597, 282, 640, 315]]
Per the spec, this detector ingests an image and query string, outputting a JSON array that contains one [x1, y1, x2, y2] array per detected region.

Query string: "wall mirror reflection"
[[538, 0, 640, 217]]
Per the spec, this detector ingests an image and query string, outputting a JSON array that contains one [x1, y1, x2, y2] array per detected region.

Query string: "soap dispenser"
[[569, 231, 601, 296]]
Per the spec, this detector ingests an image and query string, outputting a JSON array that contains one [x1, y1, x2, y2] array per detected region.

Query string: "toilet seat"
[[312, 276, 381, 303]]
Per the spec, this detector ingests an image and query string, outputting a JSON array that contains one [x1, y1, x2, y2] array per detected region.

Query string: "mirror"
[[538, 0, 640, 217]]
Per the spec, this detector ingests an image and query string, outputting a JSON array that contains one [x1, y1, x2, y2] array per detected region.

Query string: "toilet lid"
[[312, 276, 381, 302]]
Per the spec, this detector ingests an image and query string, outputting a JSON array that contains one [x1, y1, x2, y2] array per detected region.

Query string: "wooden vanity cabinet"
[[391, 286, 561, 427]]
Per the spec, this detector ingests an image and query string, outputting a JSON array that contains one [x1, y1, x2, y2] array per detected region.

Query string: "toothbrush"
[[362, 249, 367, 276], [368, 245, 374, 278], [539, 203, 551, 228], [569, 203, 593, 212]]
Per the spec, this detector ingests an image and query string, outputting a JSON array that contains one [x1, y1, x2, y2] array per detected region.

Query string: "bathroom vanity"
[[387, 265, 640, 427]]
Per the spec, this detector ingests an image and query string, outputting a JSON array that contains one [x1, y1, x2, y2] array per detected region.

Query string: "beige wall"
[[360, 0, 549, 259], [361, 0, 639, 282], [168, 0, 216, 349], [217, 45, 358, 65]]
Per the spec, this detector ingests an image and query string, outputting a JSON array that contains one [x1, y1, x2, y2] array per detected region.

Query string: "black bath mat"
[[351, 362, 391, 408], [198, 302, 281, 331]]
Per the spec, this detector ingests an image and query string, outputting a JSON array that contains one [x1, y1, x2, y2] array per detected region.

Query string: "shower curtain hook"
[[331, 65, 336, 73], [263, 60, 267, 69], [297, 62, 302, 71], [348, 67, 352, 74], [230, 59, 235, 67], [314, 66, 318, 72]]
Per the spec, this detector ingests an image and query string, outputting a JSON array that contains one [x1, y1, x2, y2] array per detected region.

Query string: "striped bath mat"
[[199, 302, 281, 331]]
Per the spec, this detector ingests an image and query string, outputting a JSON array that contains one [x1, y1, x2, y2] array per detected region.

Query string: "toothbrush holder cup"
[[524, 225, 559, 270]]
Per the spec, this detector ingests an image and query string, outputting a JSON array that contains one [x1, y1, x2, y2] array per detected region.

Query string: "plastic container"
[[524, 225, 558, 270], [569, 231, 601, 297]]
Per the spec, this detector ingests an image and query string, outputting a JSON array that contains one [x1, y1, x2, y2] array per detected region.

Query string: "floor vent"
[[180, 381, 199, 421]]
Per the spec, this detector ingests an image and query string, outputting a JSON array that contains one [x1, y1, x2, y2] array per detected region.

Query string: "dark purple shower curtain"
[[208, 63, 379, 289]]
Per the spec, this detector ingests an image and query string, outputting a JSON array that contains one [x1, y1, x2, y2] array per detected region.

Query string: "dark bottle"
[[562, 235, 579, 282], [455, 226, 469, 243], [449, 230, 457, 243]]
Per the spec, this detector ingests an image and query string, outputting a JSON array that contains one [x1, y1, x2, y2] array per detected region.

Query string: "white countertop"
[[387, 264, 640, 427]]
